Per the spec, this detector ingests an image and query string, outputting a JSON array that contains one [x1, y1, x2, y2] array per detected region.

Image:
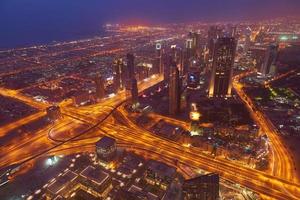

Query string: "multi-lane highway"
[[0, 72, 300, 199], [233, 71, 297, 184]]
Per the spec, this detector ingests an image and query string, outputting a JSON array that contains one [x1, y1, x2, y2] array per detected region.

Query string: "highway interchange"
[[0, 70, 300, 199]]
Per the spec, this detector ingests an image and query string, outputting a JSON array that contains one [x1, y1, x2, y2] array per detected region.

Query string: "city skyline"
[[0, 2, 300, 200]]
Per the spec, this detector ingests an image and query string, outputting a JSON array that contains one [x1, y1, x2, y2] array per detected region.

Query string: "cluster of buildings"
[[42, 136, 221, 200]]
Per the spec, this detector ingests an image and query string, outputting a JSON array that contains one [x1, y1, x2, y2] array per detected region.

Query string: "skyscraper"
[[126, 53, 135, 80], [131, 78, 138, 105], [125, 53, 135, 96], [155, 43, 163, 74], [209, 37, 236, 98], [163, 54, 173, 81], [207, 26, 222, 60], [95, 75, 105, 100], [169, 62, 181, 115], [260, 44, 278, 76], [113, 58, 124, 91], [188, 31, 200, 55], [182, 173, 219, 200]]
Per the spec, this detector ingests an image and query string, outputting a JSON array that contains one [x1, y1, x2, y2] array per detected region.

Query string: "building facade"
[[208, 37, 236, 98]]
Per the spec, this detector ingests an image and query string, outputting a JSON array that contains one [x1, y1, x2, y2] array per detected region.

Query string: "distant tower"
[[113, 58, 124, 91], [188, 31, 200, 55], [155, 43, 163, 74], [125, 53, 135, 96], [169, 62, 180, 115], [186, 38, 194, 59], [207, 26, 222, 60], [163, 54, 173, 81], [95, 75, 105, 100], [131, 78, 138, 106], [260, 44, 278, 76], [126, 53, 135, 80], [209, 37, 237, 98], [244, 34, 251, 54]]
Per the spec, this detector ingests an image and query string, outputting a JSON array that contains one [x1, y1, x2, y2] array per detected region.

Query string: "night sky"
[[1, 0, 299, 49]]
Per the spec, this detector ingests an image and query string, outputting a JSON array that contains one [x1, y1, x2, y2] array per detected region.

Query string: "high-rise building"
[[169, 62, 181, 115], [131, 78, 138, 105], [163, 54, 173, 81], [182, 173, 219, 200], [125, 53, 135, 97], [209, 37, 236, 98], [207, 26, 222, 60], [155, 43, 163, 74], [260, 44, 278, 76], [186, 38, 194, 59], [96, 136, 117, 164], [113, 58, 124, 91], [249, 45, 267, 71], [187, 31, 200, 56], [95, 75, 105, 100], [127, 53, 135, 80]]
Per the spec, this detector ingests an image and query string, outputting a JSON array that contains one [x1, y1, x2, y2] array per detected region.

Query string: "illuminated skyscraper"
[[209, 37, 236, 98], [169, 62, 180, 115], [95, 75, 105, 100], [125, 53, 135, 96], [260, 44, 278, 76], [126, 53, 135, 80], [155, 43, 163, 74], [207, 26, 222, 60], [188, 31, 200, 55], [113, 58, 124, 91], [185, 38, 194, 60], [183, 173, 219, 200]]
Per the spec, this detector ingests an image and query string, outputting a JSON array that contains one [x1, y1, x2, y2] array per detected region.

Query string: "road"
[[232, 71, 297, 184], [0, 72, 300, 199]]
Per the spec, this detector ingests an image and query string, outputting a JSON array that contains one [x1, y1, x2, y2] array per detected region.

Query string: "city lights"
[[0, 2, 300, 200]]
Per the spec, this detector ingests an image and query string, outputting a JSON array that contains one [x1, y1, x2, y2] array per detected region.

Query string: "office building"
[[113, 58, 124, 91], [96, 136, 117, 163], [126, 53, 135, 80], [155, 43, 163, 74], [260, 44, 278, 76], [207, 26, 223, 60], [189, 32, 200, 50], [46, 166, 112, 200], [187, 31, 201, 58], [182, 173, 219, 200], [95, 75, 105, 100], [163, 54, 173, 81], [186, 38, 194, 60], [169, 62, 181, 115], [144, 160, 177, 190], [208, 37, 236, 98], [131, 78, 139, 106]]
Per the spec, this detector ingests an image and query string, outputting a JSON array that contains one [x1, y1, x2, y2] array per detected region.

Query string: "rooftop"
[[147, 160, 176, 178], [80, 165, 109, 185], [47, 170, 78, 195], [96, 136, 116, 149]]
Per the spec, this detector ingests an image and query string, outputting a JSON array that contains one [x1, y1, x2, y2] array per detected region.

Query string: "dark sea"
[[0, 0, 108, 50], [1, 0, 297, 50]]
